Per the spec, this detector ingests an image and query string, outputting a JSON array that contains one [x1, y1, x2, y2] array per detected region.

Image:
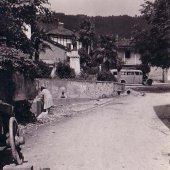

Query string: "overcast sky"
[[48, 0, 145, 16]]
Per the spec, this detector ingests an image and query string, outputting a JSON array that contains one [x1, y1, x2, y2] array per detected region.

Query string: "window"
[[66, 43, 71, 50], [125, 50, 131, 59], [127, 72, 134, 75], [121, 72, 127, 75]]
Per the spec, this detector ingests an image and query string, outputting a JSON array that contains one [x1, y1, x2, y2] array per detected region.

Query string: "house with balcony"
[[39, 22, 82, 74], [47, 22, 82, 52]]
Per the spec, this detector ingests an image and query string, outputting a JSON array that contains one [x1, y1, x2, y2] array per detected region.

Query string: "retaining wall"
[[36, 79, 125, 99]]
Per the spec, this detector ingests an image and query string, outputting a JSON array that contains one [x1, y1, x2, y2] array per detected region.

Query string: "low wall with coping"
[[36, 79, 125, 99]]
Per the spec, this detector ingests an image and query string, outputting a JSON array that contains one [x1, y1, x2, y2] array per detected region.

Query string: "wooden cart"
[[0, 71, 36, 165], [0, 101, 25, 164]]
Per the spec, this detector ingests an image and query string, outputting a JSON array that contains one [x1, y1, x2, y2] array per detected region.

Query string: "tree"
[[0, 0, 52, 59], [78, 47, 90, 68], [134, 0, 170, 81], [92, 35, 123, 70], [0, 0, 30, 53], [91, 35, 124, 81], [79, 19, 96, 53]]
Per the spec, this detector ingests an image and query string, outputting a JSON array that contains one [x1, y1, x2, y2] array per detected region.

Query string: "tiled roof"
[[117, 38, 134, 47], [48, 27, 74, 37]]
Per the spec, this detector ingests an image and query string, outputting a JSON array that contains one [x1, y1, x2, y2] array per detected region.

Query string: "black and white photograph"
[[0, 0, 170, 169]]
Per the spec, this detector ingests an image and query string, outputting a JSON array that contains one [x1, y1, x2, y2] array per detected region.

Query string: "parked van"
[[110, 69, 153, 86], [110, 69, 151, 85]]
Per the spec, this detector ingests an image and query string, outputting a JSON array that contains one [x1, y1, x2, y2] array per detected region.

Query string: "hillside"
[[39, 13, 147, 38]]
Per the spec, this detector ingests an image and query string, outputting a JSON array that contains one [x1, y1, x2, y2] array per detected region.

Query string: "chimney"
[[58, 22, 64, 29], [115, 34, 119, 47]]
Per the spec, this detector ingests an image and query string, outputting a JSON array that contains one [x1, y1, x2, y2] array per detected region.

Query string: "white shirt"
[[41, 89, 54, 109]]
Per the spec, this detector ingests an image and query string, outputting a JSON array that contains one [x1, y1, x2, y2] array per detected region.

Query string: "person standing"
[[40, 86, 54, 114]]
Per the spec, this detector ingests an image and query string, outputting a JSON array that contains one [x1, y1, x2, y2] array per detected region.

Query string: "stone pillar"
[[67, 51, 80, 75]]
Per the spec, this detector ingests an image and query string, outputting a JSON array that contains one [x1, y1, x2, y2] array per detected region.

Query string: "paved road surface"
[[23, 93, 170, 170]]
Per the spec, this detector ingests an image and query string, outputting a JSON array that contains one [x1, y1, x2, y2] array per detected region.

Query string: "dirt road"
[[23, 93, 170, 170]]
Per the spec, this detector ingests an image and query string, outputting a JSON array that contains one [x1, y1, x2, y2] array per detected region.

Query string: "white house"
[[48, 22, 82, 51], [117, 38, 170, 82], [117, 38, 141, 67], [39, 22, 82, 75]]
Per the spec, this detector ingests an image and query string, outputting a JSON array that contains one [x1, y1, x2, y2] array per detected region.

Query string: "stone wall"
[[36, 79, 125, 99], [0, 71, 37, 103], [149, 67, 170, 82]]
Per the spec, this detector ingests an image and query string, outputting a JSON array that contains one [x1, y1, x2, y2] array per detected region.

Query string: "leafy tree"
[[92, 35, 124, 81], [0, 0, 52, 59], [134, 0, 170, 79], [92, 35, 123, 70], [0, 0, 30, 53], [78, 47, 90, 68], [79, 19, 96, 53]]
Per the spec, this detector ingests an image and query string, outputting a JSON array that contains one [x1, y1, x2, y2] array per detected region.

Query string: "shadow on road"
[[153, 104, 170, 129], [154, 105, 170, 158]]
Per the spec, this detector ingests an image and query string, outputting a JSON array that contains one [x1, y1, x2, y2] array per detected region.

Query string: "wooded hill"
[[40, 13, 147, 38]]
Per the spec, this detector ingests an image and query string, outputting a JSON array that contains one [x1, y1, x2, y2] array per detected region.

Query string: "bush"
[[36, 61, 52, 78], [56, 62, 75, 79], [83, 66, 99, 75], [0, 46, 38, 80], [97, 71, 117, 81]]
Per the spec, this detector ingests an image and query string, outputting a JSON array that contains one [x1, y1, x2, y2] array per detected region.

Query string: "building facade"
[[117, 38, 170, 82], [39, 22, 81, 75], [48, 22, 82, 52], [117, 38, 141, 68]]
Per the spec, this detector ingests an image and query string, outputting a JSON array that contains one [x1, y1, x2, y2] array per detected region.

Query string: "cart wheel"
[[9, 117, 23, 165]]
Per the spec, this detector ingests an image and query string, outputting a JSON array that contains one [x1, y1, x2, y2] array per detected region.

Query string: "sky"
[[48, 0, 145, 17]]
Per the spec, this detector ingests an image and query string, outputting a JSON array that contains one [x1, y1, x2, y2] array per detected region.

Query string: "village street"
[[22, 93, 170, 170]]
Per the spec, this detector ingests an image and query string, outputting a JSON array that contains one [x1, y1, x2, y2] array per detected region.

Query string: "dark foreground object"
[[0, 101, 25, 165], [3, 165, 50, 170], [3, 164, 33, 170]]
